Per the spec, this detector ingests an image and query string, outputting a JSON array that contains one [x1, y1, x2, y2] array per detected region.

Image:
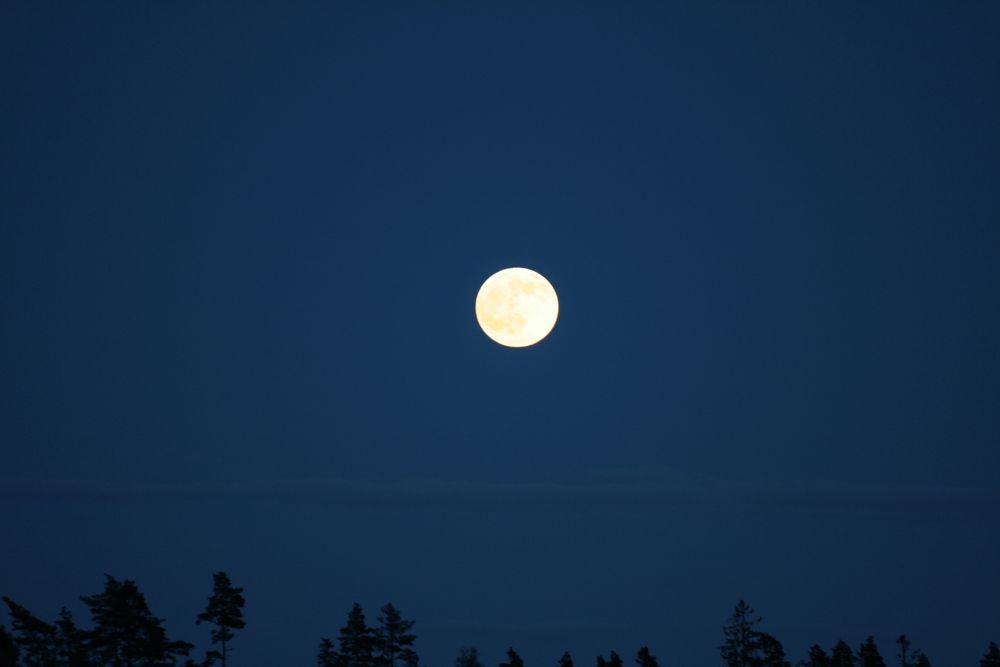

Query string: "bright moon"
[[475, 267, 559, 347]]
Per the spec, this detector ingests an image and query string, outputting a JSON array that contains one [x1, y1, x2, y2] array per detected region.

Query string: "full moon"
[[475, 267, 559, 347]]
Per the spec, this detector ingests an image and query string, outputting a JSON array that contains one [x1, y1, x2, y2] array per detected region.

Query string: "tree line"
[[2, 578, 998, 667], [1, 572, 243, 667]]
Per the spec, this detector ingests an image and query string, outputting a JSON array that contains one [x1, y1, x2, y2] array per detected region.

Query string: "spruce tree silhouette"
[[374, 604, 418, 667], [318, 638, 341, 667], [913, 654, 931, 667], [81, 574, 192, 667], [803, 645, 831, 667], [500, 647, 525, 667], [981, 643, 1000, 667], [2, 596, 57, 666], [456, 647, 484, 667], [720, 600, 763, 667], [0, 624, 20, 667], [558, 652, 574, 667], [196, 572, 246, 667], [338, 604, 376, 667], [758, 633, 790, 667], [636, 647, 659, 667], [858, 637, 886, 667], [830, 641, 857, 667]]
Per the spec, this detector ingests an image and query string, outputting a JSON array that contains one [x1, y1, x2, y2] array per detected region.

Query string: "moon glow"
[[475, 267, 559, 347]]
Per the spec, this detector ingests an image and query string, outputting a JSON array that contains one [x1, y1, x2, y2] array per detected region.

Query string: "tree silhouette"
[[0, 624, 20, 667], [895, 635, 933, 667], [758, 633, 789, 667], [981, 643, 1000, 667], [500, 647, 525, 667], [2, 579, 992, 667], [2, 596, 57, 667], [895, 636, 913, 667], [338, 604, 376, 667], [54, 607, 90, 667], [721, 600, 762, 667], [830, 641, 857, 667], [803, 646, 831, 667], [318, 638, 341, 667], [597, 652, 624, 667], [374, 603, 418, 667], [457, 647, 484, 667], [718, 600, 791, 667], [636, 648, 658, 667], [196, 572, 246, 667], [81, 574, 192, 667], [857, 637, 886, 667]]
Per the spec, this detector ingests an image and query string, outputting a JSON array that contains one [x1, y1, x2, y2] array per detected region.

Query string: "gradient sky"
[[2, 3, 999, 667]]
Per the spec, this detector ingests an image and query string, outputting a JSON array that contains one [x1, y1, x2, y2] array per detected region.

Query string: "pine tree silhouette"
[[196, 572, 246, 667], [597, 652, 624, 667], [500, 647, 525, 667], [980, 643, 1000, 667], [857, 637, 886, 667], [758, 633, 790, 667], [457, 647, 484, 667], [896, 636, 913, 667], [2, 596, 57, 666], [895, 635, 933, 667], [374, 603, 418, 667], [319, 638, 342, 667], [803, 645, 831, 667], [338, 604, 376, 667], [81, 574, 192, 667], [721, 600, 763, 667], [830, 641, 857, 667], [636, 648, 658, 667], [4, 578, 992, 667]]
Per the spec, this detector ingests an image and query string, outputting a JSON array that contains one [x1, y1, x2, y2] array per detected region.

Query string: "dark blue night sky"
[[2, 3, 999, 667]]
